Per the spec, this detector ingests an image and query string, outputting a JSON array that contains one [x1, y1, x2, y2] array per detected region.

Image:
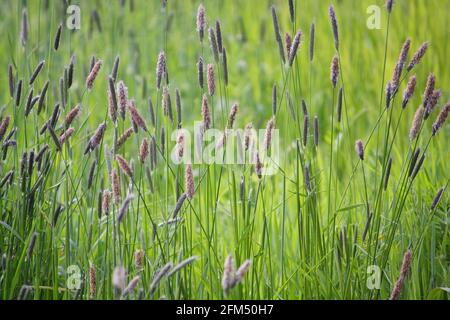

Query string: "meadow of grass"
[[0, 0, 448, 300]]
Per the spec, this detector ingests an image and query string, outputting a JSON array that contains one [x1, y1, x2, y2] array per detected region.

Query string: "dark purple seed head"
[[355, 139, 364, 160], [329, 5, 339, 51]]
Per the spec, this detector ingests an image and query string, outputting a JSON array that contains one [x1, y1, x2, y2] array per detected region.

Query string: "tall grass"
[[0, 0, 448, 300]]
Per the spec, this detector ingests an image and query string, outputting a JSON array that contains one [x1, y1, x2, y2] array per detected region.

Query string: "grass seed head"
[[223, 47, 229, 86], [156, 51, 166, 90], [431, 188, 444, 210], [15, 79, 23, 107], [228, 103, 238, 129], [8, 64, 14, 98], [303, 114, 309, 147], [173, 193, 187, 218], [196, 4, 205, 42], [176, 89, 182, 127], [112, 266, 126, 291], [111, 169, 121, 205], [408, 42, 429, 71], [222, 254, 235, 296], [271, 5, 285, 63], [111, 55, 120, 82], [128, 100, 148, 132], [355, 139, 364, 160], [176, 131, 185, 160], [272, 84, 277, 116], [149, 263, 173, 295], [215, 20, 223, 54], [285, 32, 292, 59], [117, 194, 133, 223], [207, 64, 215, 96], [329, 5, 339, 50], [432, 102, 450, 136], [26, 232, 37, 259], [86, 122, 106, 154], [385, 82, 393, 109], [263, 117, 275, 151], [59, 127, 74, 145], [20, 8, 28, 47], [116, 155, 133, 178], [408, 148, 421, 177], [309, 23, 315, 61], [314, 115, 319, 147], [391, 38, 411, 91], [108, 90, 117, 123], [185, 164, 195, 199], [89, 265, 96, 299], [197, 56, 204, 89], [134, 249, 144, 270], [116, 127, 134, 150], [65, 104, 81, 128], [235, 260, 252, 284], [201, 95, 211, 130], [386, 0, 394, 13], [244, 123, 253, 151], [168, 256, 198, 277], [162, 86, 173, 122], [409, 106, 424, 140], [0, 116, 11, 141], [288, 30, 302, 66], [54, 24, 62, 51], [139, 138, 150, 164], [288, 0, 295, 22], [122, 276, 141, 297], [86, 59, 102, 90], [254, 152, 262, 179], [117, 80, 128, 119], [390, 249, 412, 300], [208, 27, 220, 63], [330, 55, 339, 88], [424, 89, 442, 119], [102, 189, 112, 215], [384, 157, 393, 191], [29, 60, 45, 85], [423, 73, 435, 107], [402, 75, 417, 108]]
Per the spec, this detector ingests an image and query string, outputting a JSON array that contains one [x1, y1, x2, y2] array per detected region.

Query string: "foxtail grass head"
[[86, 60, 102, 90], [207, 64, 215, 96], [139, 138, 150, 164], [391, 38, 411, 91], [402, 75, 417, 108], [185, 164, 195, 199], [409, 106, 424, 140], [196, 4, 205, 42], [288, 30, 302, 66], [423, 73, 435, 107], [116, 155, 133, 178], [201, 95, 211, 130], [156, 51, 166, 90], [408, 42, 429, 71], [355, 139, 365, 160], [328, 5, 339, 51], [271, 5, 285, 63], [432, 102, 450, 136], [330, 55, 339, 88]]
